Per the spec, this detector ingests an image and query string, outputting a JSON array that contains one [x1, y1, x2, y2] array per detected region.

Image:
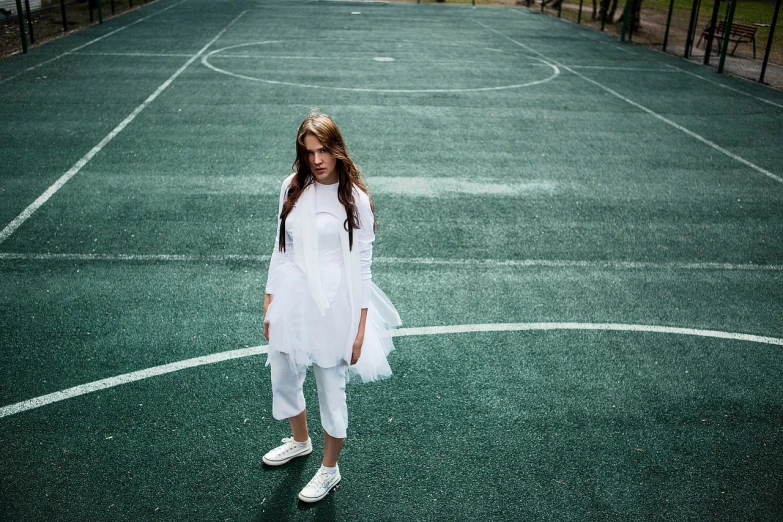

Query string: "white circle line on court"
[[1, 322, 781, 419], [200, 41, 560, 93], [0, 252, 782, 271]]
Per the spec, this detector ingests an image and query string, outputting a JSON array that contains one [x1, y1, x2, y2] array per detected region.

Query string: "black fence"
[[530, 0, 781, 88], [1, 0, 154, 57]]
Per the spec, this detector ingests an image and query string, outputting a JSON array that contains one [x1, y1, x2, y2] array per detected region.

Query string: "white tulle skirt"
[[264, 262, 401, 384]]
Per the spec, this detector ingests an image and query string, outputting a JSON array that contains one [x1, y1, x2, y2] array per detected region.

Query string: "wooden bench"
[[697, 20, 758, 59]]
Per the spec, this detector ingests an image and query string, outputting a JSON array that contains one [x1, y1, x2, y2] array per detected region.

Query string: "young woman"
[[262, 112, 400, 503]]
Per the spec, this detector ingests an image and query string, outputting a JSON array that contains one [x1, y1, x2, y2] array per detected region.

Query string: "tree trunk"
[[607, 0, 620, 20], [599, 0, 611, 22], [620, 0, 644, 31], [631, 0, 643, 31]]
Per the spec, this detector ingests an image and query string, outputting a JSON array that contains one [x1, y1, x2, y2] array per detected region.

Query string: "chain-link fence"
[[1, 0, 155, 57]]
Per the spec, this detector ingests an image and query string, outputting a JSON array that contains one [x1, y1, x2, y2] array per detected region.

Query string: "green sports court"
[[1, 0, 782, 519]]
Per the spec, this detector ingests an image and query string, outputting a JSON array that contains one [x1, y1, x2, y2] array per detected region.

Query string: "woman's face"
[[303, 134, 338, 185]]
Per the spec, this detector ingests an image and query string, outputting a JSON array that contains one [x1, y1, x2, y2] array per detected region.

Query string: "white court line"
[[201, 41, 560, 93], [377, 256, 783, 271], [0, 252, 781, 271], [573, 27, 638, 54], [515, 9, 783, 111], [0, 0, 189, 85], [1, 322, 781, 419], [0, 253, 268, 262], [72, 51, 194, 58], [474, 19, 783, 185], [0, 346, 267, 419], [208, 54, 545, 65], [664, 65, 783, 110], [563, 65, 683, 72], [0, 11, 248, 246]]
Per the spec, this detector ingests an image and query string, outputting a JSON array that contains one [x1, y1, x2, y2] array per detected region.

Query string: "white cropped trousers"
[[269, 351, 348, 439]]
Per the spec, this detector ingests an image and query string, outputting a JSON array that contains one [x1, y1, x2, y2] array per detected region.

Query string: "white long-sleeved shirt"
[[266, 176, 375, 308]]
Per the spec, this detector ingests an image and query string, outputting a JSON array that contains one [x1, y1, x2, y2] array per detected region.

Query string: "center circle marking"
[[201, 41, 560, 93]]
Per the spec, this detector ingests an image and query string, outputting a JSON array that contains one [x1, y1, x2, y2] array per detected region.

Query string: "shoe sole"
[[262, 445, 313, 466], [298, 476, 341, 503]]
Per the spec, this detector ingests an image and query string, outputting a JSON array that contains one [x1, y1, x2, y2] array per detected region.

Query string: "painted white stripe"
[[569, 28, 640, 55], [665, 65, 783, 110], [0, 252, 781, 271], [475, 19, 783, 185], [511, 7, 782, 109], [0, 11, 247, 246], [563, 66, 683, 72], [1, 322, 781, 419], [376, 256, 783, 271], [0, 346, 267, 418], [207, 54, 547, 66], [391, 323, 783, 346], [0, 0, 189, 85], [201, 41, 560, 93], [0, 253, 269, 262], [72, 51, 194, 58]]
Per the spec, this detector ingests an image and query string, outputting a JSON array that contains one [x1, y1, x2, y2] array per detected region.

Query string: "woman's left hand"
[[350, 333, 364, 365]]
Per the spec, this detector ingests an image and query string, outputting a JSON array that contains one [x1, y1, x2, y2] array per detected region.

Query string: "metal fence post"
[[14, 0, 28, 53], [98, 0, 103, 24], [23, 0, 34, 44], [703, 0, 722, 64], [620, 0, 631, 41], [662, 0, 675, 51], [759, 0, 780, 83], [684, 0, 702, 57], [60, 0, 68, 32], [578, 0, 584, 23], [717, 0, 738, 73]]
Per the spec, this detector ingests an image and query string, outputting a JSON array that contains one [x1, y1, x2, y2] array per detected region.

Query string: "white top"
[[263, 174, 400, 378], [266, 177, 375, 308]]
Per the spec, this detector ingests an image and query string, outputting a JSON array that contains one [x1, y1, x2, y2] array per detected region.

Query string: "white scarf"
[[290, 181, 362, 346], [291, 183, 330, 315]]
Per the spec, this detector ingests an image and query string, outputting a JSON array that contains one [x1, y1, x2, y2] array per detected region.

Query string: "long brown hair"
[[278, 111, 375, 252]]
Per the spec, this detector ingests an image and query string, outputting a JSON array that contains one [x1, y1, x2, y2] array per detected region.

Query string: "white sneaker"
[[262, 437, 312, 466], [298, 466, 341, 503]]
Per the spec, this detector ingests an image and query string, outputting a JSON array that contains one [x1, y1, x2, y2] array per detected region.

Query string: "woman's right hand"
[[264, 321, 270, 341]]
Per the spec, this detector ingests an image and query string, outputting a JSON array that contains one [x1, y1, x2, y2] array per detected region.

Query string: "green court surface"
[[1, 0, 782, 520]]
